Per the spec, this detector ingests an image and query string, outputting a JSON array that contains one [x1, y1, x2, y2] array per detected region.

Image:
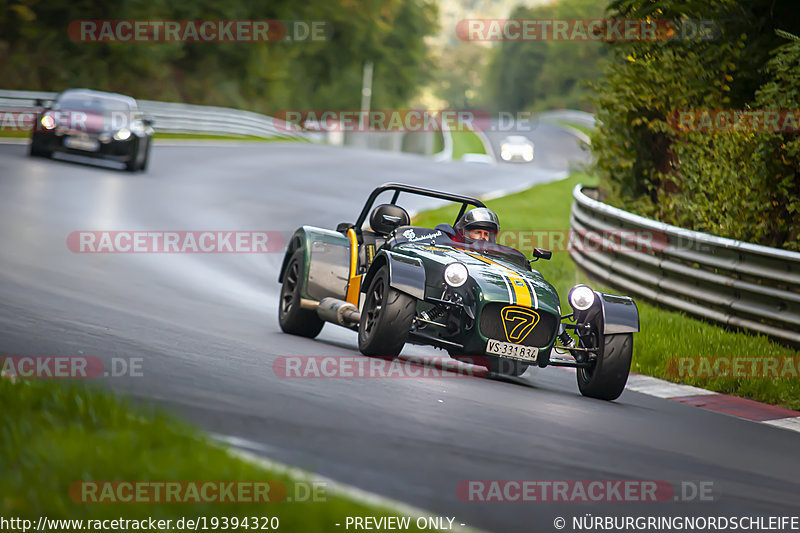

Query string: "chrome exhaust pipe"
[[316, 297, 361, 327]]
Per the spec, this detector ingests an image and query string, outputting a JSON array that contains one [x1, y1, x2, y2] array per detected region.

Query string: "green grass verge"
[[449, 129, 486, 160], [0, 377, 432, 530], [413, 173, 800, 411], [432, 130, 444, 154], [0, 130, 30, 138]]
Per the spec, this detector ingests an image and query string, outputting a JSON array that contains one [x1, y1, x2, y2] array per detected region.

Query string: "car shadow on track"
[[295, 337, 557, 389]]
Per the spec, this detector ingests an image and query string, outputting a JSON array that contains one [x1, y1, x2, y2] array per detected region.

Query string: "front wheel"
[[139, 138, 151, 171], [358, 267, 415, 358], [28, 138, 51, 158], [577, 331, 632, 401], [125, 139, 141, 172], [278, 250, 324, 338]]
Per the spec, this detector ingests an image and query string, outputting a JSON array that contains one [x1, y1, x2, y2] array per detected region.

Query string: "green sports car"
[[278, 183, 639, 400]]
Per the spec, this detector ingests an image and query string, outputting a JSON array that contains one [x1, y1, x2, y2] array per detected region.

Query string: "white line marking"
[[625, 374, 717, 398], [763, 417, 800, 434], [211, 434, 482, 532]]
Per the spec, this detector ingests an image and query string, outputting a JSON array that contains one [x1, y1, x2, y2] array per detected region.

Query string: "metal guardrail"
[[570, 185, 800, 345], [538, 110, 596, 130], [0, 89, 309, 140]]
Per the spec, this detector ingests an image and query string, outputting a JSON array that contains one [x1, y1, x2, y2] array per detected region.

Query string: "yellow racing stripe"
[[462, 250, 533, 308]]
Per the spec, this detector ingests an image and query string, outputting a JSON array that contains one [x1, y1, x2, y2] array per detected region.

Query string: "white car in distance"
[[500, 135, 534, 162]]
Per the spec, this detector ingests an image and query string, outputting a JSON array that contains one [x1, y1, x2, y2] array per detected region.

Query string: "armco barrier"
[[0, 89, 309, 140], [570, 185, 800, 345]]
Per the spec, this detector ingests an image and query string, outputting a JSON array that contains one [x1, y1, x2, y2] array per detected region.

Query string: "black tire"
[[577, 331, 633, 401], [358, 267, 415, 358], [486, 356, 529, 377], [125, 139, 140, 172], [28, 139, 50, 158], [139, 139, 150, 171], [278, 250, 324, 338]]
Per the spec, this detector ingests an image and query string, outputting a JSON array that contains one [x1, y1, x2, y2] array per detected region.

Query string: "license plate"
[[64, 136, 99, 152], [485, 339, 538, 362]]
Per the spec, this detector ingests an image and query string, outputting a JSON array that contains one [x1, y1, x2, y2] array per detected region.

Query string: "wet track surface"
[[1, 132, 798, 532]]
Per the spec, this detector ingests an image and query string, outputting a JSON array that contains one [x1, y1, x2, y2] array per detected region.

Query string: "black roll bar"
[[353, 183, 486, 228]]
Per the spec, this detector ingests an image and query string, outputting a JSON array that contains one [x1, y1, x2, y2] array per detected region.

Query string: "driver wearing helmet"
[[454, 207, 500, 244]]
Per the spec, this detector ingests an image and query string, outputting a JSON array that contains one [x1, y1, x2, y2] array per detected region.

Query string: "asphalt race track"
[[1, 131, 798, 533]]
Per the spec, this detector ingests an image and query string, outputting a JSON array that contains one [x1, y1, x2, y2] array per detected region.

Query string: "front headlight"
[[443, 262, 469, 288], [568, 284, 595, 311], [114, 128, 131, 141], [41, 115, 55, 130]]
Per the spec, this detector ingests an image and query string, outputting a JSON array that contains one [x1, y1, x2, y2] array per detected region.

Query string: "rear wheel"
[[576, 326, 632, 401], [358, 267, 415, 358], [278, 250, 324, 338]]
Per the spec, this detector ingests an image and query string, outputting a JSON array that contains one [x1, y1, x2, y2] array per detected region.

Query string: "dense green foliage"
[[481, 0, 609, 112], [592, 0, 800, 249], [0, 0, 437, 113]]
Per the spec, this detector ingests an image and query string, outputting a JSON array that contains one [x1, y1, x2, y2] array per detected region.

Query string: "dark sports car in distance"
[[29, 89, 154, 172], [278, 183, 640, 401]]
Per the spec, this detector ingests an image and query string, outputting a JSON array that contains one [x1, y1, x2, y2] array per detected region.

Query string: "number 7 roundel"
[[501, 305, 540, 343]]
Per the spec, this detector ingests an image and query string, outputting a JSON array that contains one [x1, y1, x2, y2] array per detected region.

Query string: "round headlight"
[[443, 262, 469, 288], [41, 115, 55, 130], [568, 284, 595, 311], [114, 128, 131, 141]]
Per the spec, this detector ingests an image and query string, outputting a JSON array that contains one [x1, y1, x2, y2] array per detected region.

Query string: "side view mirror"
[[142, 118, 154, 127], [530, 247, 552, 261], [369, 204, 409, 235], [336, 222, 353, 234], [34, 98, 44, 107]]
